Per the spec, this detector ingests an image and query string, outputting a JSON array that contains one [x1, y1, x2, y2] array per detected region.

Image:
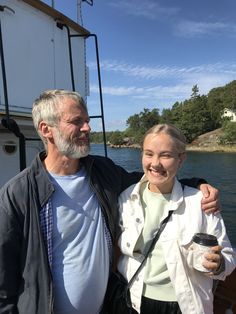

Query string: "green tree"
[[90, 132, 104, 143], [108, 131, 124, 145], [207, 87, 224, 128], [207, 80, 236, 128], [191, 84, 200, 99], [222, 80, 236, 110], [173, 95, 213, 142], [126, 108, 160, 142], [160, 108, 173, 124], [219, 121, 236, 144], [168, 101, 185, 125]]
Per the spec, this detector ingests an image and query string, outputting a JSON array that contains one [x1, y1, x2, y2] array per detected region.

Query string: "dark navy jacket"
[[0, 151, 142, 314]]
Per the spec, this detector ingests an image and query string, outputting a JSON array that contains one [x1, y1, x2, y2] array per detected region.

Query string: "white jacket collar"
[[129, 176, 184, 211]]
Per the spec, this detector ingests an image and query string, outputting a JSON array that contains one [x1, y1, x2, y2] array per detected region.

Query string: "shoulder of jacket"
[[82, 154, 115, 168], [1, 167, 30, 193], [180, 186, 203, 218], [183, 185, 203, 200], [0, 153, 46, 198], [119, 182, 140, 201]]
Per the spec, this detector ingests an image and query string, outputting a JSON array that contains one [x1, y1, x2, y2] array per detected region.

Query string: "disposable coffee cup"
[[192, 233, 218, 272]]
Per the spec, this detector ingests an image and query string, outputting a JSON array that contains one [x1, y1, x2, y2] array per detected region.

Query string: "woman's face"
[[142, 133, 186, 194]]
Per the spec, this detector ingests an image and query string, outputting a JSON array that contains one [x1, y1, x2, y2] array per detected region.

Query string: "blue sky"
[[45, 0, 236, 131]]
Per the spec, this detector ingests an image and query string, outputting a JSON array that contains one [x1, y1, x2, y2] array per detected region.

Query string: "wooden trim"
[[21, 0, 90, 35]]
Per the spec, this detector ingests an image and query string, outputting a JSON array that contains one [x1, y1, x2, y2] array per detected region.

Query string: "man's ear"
[[39, 121, 53, 139]]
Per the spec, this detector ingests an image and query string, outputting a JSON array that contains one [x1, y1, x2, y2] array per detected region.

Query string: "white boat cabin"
[[0, 0, 92, 186]]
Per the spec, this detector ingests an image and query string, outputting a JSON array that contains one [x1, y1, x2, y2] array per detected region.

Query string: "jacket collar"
[[34, 152, 95, 207], [129, 176, 184, 212], [32, 151, 54, 207]]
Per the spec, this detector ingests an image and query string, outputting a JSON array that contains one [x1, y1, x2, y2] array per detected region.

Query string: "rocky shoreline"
[[186, 144, 236, 153], [186, 128, 236, 152]]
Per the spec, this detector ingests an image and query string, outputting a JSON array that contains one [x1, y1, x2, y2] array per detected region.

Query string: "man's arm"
[[179, 178, 220, 214], [199, 183, 220, 213], [0, 206, 20, 313]]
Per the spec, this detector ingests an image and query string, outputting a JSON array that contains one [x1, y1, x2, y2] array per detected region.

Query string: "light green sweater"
[[134, 182, 177, 301]]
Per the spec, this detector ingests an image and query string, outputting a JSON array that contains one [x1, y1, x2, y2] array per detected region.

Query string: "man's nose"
[[80, 122, 91, 132]]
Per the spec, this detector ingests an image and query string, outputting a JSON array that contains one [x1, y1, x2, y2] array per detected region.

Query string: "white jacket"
[[117, 177, 236, 314]]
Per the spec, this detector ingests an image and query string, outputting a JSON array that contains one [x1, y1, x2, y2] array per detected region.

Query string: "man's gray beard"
[[63, 142, 90, 159], [54, 131, 90, 159]]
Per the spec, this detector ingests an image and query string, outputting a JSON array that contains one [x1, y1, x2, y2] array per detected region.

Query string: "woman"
[[117, 124, 235, 314]]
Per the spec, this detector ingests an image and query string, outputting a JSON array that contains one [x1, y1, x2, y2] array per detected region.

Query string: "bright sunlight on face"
[[142, 133, 185, 194]]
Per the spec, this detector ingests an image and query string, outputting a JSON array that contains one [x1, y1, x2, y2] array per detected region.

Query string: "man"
[[0, 90, 219, 314]]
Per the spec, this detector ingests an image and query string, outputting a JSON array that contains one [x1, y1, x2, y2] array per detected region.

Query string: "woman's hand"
[[202, 245, 224, 275]]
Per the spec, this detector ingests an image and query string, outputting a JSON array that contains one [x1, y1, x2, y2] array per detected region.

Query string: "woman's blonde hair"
[[142, 123, 187, 153]]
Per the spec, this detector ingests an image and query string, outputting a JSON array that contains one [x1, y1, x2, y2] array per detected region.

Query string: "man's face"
[[52, 98, 91, 159]]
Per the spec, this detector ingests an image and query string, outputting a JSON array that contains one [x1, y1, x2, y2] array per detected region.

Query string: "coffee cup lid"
[[192, 233, 218, 246]]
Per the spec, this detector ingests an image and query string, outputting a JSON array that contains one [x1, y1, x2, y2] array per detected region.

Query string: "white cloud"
[[90, 84, 142, 96], [108, 1, 236, 39], [109, 0, 180, 20], [175, 20, 236, 38], [89, 60, 236, 80], [90, 83, 193, 107], [89, 72, 235, 109]]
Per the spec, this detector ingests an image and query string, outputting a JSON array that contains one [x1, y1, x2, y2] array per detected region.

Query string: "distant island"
[[91, 80, 236, 150], [108, 129, 236, 153]]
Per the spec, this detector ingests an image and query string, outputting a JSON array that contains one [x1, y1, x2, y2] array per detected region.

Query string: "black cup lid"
[[192, 233, 218, 246]]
